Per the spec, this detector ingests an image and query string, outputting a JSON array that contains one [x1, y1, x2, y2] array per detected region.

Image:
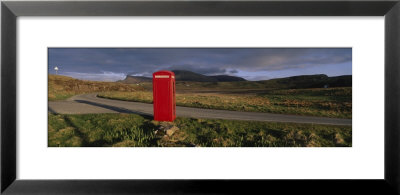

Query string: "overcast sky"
[[48, 48, 352, 81]]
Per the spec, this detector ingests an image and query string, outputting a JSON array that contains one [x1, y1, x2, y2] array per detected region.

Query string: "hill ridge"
[[118, 69, 247, 83]]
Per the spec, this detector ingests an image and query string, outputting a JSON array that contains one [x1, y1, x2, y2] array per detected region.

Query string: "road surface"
[[48, 93, 352, 126]]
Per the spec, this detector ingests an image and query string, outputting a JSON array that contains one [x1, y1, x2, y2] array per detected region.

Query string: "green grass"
[[98, 91, 154, 104], [48, 113, 158, 147], [49, 113, 352, 147], [98, 87, 351, 119]]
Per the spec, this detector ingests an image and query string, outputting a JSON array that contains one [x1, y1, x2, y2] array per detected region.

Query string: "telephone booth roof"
[[153, 70, 175, 76]]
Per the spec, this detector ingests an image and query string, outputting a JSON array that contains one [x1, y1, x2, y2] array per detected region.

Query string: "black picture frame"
[[1, 0, 399, 194]]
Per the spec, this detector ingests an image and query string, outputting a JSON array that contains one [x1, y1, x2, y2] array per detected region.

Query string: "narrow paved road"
[[48, 93, 352, 126]]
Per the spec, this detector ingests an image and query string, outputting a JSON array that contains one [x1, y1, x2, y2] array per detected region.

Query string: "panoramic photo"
[[48, 48, 352, 147]]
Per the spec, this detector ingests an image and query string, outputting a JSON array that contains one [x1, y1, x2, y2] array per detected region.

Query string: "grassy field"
[[98, 87, 351, 119], [48, 75, 142, 100], [48, 113, 351, 147], [49, 75, 351, 119]]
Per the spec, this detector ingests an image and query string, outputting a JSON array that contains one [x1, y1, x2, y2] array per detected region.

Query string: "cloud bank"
[[49, 48, 352, 81]]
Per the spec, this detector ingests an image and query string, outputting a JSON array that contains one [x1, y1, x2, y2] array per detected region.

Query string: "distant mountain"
[[118, 70, 247, 84], [326, 75, 352, 88], [118, 75, 152, 84], [209, 75, 246, 82], [172, 70, 246, 82], [172, 70, 218, 82], [258, 74, 352, 89], [117, 70, 351, 89]]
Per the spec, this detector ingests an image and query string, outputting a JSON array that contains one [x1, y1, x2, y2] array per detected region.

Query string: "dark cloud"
[[229, 69, 239, 74], [48, 48, 352, 81], [166, 64, 226, 75], [230, 48, 352, 71], [63, 72, 126, 81]]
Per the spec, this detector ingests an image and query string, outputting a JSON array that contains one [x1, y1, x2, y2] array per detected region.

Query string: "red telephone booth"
[[153, 70, 176, 122]]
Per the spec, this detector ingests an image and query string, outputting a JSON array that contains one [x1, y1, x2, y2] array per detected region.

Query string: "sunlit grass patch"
[[48, 75, 141, 101], [174, 118, 351, 147], [98, 87, 351, 119], [98, 91, 153, 103]]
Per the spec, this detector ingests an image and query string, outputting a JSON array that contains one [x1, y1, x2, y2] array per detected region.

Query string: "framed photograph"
[[47, 47, 352, 147], [2, 0, 400, 194]]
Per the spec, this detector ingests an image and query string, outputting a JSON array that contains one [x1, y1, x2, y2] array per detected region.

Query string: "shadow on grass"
[[61, 115, 90, 146], [48, 107, 57, 114], [61, 114, 156, 147]]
